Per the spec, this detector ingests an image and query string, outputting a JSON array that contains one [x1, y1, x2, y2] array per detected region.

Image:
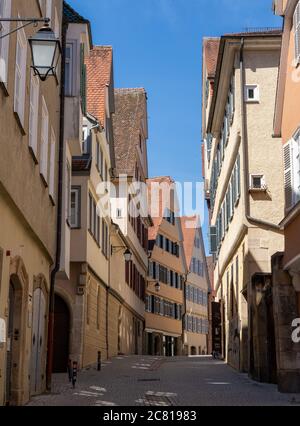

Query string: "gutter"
[[46, 17, 68, 391]]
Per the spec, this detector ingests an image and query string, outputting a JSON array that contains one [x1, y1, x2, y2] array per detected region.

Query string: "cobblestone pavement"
[[27, 356, 300, 406]]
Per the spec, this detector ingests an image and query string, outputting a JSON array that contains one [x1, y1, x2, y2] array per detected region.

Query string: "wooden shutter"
[[283, 141, 294, 209], [80, 44, 87, 115], [14, 25, 27, 126], [29, 73, 39, 159], [49, 128, 56, 200]]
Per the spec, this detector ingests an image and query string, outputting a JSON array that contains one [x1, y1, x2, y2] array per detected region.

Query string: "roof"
[[180, 216, 198, 269], [147, 176, 177, 241], [224, 28, 282, 37], [72, 156, 92, 173], [203, 38, 220, 79], [86, 46, 113, 128], [112, 88, 147, 176], [63, 2, 93, 45]]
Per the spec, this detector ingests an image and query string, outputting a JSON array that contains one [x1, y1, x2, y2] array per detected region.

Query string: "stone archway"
[[53, 294, 71, 373], [6, 256, 29, 406]]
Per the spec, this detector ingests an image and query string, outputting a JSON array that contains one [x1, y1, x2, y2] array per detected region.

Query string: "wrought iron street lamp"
[[29, 25, 61, 81], [0, 17, 61, 82], [111, 245, 133, 262]]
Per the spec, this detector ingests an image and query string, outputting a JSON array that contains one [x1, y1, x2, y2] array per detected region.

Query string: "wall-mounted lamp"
[[0, 17, 61, 82], [111, 245, 133, 262]]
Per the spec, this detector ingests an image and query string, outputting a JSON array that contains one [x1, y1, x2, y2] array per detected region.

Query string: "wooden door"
[[30, 289, 46, 395]]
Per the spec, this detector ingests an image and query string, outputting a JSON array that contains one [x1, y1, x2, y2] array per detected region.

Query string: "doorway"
[[53, 295, 70, 373], [30, 288, 47, 395]]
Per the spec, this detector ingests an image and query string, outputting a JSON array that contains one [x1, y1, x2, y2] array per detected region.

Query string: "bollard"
[[97, 351, 101, 371], [72, 361, 78, 389], [67, 359, 72, 383]]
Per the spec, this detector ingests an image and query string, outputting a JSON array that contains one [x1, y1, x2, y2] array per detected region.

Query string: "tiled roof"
[[224, 28, 282, 37], [72, 156, 92, 173], [112, 88, 147, 176], [180, 216, 198, 270], [86, 46, 113, 127], [203, 38, 220, 78]]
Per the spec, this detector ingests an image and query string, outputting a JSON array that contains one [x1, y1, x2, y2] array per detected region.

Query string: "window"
[[82, 125, 89, 154], [65, 42, 74, 96], [29, 73, 39, 159], [40, 97, 49, 183], [284, 131, 300, 209], [14, 20, 27, 127], [159, 235, 164, 249], [70, 187, 81, 228], [49, 128, 56, 201], [0, 0, 11, 85], [250, 174, 266, 191], [245, 85, 259, 102], [294, 1, 300, 64]]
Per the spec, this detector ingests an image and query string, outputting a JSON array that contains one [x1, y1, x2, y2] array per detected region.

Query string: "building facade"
[[53, 3, 93, 371], [0, 0, 62, 405], [272, 0, 300, 392], [145, 177, 187, 356], [110, 88, 152, 357], [202, 32, 285, 382], [181, 216, 210, 356]]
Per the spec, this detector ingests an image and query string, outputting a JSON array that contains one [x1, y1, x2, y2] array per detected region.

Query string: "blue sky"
[[68, 0, 282, 252]]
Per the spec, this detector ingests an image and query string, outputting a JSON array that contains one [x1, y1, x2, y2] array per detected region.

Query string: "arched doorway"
[[53, 295, 70, 373], [191, 346, 197, 356]]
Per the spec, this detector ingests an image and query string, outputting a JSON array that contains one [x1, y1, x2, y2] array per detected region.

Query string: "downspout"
[[46, 17, 68, 391], [106, 236, 110, 360], [239, 38, 281, 232]]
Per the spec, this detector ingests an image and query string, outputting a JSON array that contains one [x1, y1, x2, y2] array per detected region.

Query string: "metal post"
[[72, 361, 78, 389], [97, 351, 102, 371]]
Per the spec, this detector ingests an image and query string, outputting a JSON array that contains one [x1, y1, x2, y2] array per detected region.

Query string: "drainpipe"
[[239, 38, 281, 232], [46, 18, 68, 391]]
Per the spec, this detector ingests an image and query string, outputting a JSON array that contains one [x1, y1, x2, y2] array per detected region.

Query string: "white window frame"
[[70, 187, 81, 228], [65, 41, 76, 96], [244, 84, 260, 103], [14, 18, 27, 127], [40, 97, 49, 183], [0, 0, 11, 86], [249, 174, 267, 191], [29, 72, 40, 160]]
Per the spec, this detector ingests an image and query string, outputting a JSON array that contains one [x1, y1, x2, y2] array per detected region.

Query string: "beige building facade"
[[110, 88, 151, 357], [0, 0, 62, 405], [181, 217, 210, 356], [145, 177, 187, 356], [202, 32, 285, 382]]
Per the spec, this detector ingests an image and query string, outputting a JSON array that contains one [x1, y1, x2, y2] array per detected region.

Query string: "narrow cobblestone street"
[[27, 356, 300, 406]]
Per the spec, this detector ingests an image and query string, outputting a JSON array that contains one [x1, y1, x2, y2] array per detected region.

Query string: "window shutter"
[[0, 0, 11, 85], [80, 43, 87, 115], [294, 2, 300, 63], [14, 24, 27, 126], [40, 97, 49, 182], [29, 73, 39, 159], [49, 128, 56, 200], [283, 140, 296, 209], [209, 225, 217, 254]]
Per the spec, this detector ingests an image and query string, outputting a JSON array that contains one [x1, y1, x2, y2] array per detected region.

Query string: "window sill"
[[249, 187, 267, 193]]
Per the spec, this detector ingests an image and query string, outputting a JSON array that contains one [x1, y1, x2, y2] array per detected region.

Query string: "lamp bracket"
[[0, 18, 50, 40], [111, 246, 126, 255]]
